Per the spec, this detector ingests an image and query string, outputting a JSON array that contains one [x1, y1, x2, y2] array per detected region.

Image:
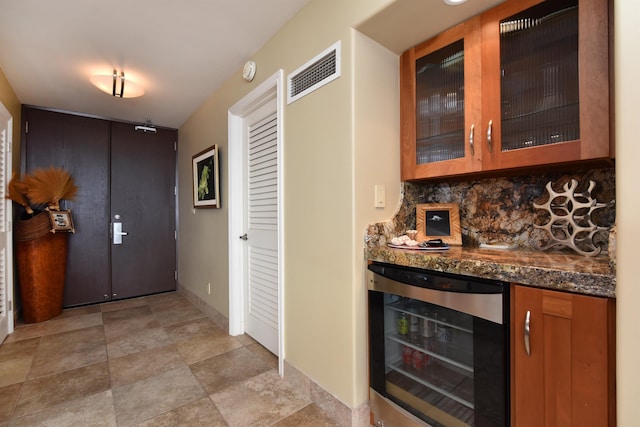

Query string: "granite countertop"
[[365, 245, 616, 298]]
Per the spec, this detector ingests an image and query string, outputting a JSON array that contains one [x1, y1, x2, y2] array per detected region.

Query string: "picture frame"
[[192, 144, 220, 208], [416, 203, 462, 245], [48, 209, 75, 233]]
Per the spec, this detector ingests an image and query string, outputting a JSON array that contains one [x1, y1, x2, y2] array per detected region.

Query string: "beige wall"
[[615, 0, 639, 425], [0, 67, 21, 172], [178, 0, 396, 407]]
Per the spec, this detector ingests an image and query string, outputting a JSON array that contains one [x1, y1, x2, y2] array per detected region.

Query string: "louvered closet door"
[[244, 97, 279, 355], [0, 104, 12, 343]]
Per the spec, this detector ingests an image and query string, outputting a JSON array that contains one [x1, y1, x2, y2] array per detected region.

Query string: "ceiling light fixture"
[[444, 0, 468, 5], [90, 69, 144, 98]]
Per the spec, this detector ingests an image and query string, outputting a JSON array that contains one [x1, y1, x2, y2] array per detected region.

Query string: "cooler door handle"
[[524, 310, 531, 356]]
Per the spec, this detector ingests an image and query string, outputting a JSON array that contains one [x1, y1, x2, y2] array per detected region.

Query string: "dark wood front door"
[[110, 122, 176, 299], [23, 108, 176, 306]]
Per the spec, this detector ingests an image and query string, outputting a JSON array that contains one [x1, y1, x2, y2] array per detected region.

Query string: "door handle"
[[113, 222, 129, 245], [239, 233, 248, 241], [524, 310, 531, 356]]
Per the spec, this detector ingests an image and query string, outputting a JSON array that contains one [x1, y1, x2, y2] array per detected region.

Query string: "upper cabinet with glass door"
[[400, 0, 611, 181], [481, 0, 610, 171], [400, 16, 482, 180]]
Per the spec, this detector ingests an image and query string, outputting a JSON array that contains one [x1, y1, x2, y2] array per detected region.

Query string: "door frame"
[[0, 101, 13, 341], [228, 70, 284, 374]]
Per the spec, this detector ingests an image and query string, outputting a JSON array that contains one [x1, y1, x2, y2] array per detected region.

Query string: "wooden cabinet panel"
[[512, 284, 615, 427], [400, 0, 611, 181]]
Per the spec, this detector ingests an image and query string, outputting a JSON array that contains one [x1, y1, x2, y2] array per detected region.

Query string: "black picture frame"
[[192, 144, 220, 208]]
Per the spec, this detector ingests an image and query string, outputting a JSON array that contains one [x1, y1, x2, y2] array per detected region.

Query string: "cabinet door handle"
[[487, 120, 493, 153], [524, 310, 531, 356], [469, 124, 475, 156]]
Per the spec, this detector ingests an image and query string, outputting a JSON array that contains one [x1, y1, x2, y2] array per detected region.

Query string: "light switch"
[[374, 185, 386, 208]]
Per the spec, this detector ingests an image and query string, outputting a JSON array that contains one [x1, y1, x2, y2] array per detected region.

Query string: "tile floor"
[[0, 292, 343, 426]]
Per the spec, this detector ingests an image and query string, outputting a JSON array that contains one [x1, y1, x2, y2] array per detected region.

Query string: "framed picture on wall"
[[416, 203, 462, 245], [192, 144, 220, 208]]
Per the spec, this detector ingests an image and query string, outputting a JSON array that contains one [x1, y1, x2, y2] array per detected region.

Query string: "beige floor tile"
[[112, 364, 206, 427], [8, 390, 117, 427], [132, 397, 227, 427], [7, 312, 103, 343], [106, 326, 172, 359], [163, 316, 224, 343], [142, 291, 182, 307], [0, 383, 22, 422], [190, 347, 273, 394], [103, 314, 161, 342], [14, 361, 110, 418], [28, 325, 107, 379], [175, 332, 243, 365], [52, 304, 102, 320], [272, 403, 343, 427], [102, 305, 154, 324], [210, 370, 312, 427], [100, 297, 148, 313], [108, 344, 185, 388], [0, 338, 40, 388], [149, 299, 205, 326]]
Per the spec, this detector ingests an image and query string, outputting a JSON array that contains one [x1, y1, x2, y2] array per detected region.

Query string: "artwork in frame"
[[192, 144, 221, 208], [48, 209, 75, 233], [416, 203, 462, 245]]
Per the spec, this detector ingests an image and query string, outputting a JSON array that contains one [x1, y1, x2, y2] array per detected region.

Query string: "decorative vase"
[[15, 212, 68, 323]]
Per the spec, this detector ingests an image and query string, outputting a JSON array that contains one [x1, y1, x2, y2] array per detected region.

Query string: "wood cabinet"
[[400, 0, 611, 181], [511, 284, 615, 427]]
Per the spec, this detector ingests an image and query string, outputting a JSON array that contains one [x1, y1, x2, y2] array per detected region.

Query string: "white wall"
[[615, 0, 640, 424]]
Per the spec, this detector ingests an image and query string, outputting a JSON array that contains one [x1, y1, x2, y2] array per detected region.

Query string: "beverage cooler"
[[367, 262, 510, 427]]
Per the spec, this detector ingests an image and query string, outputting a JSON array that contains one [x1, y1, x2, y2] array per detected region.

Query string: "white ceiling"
[[0, 0, 311, 129]]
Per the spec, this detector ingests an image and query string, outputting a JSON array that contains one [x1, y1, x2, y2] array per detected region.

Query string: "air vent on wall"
[[287, 41, 341, 104]]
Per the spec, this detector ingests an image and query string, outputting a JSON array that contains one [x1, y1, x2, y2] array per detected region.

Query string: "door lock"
[[113, 222, 129, 245]]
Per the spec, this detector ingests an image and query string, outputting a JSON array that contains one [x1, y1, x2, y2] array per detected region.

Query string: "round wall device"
[[242, 61, 256, 82]]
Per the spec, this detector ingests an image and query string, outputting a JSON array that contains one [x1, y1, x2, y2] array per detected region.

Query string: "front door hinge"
[[174, 230, 177, 240], [174, 186, 177, 196], [174, 270, 177, 280], [25, 121, 28, 134], [174, 141, 177, 151]]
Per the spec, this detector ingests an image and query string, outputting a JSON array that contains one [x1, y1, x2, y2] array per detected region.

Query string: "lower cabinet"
[[511, 284, 615, 427]]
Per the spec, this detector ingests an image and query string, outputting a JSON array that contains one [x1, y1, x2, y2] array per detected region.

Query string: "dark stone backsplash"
[[366, 167, 615, 253]]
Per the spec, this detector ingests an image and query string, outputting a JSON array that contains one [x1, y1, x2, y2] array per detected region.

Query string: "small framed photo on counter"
[[416, 203, 462, 245]]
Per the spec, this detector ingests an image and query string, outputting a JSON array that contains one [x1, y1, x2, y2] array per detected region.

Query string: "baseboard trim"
[[177, 283, 228, 331]]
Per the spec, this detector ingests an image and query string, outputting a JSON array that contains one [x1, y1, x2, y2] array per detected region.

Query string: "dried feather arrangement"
[[6, 173, 33, 214], [6, 167, 77, 213], [24, 167, 78, 211]]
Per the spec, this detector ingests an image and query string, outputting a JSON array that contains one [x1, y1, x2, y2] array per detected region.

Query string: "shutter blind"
[[247, 112, 278, 329]]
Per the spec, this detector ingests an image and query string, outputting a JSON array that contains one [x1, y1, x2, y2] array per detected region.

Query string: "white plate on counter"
[[387, 243, 450, 251]]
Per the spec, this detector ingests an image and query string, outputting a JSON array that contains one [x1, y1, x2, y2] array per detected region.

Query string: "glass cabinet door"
[[415, 40, 466, 164], [499, 0, 579, 152], [400, 17, 482, 180], [481, 0, 610, 170]]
